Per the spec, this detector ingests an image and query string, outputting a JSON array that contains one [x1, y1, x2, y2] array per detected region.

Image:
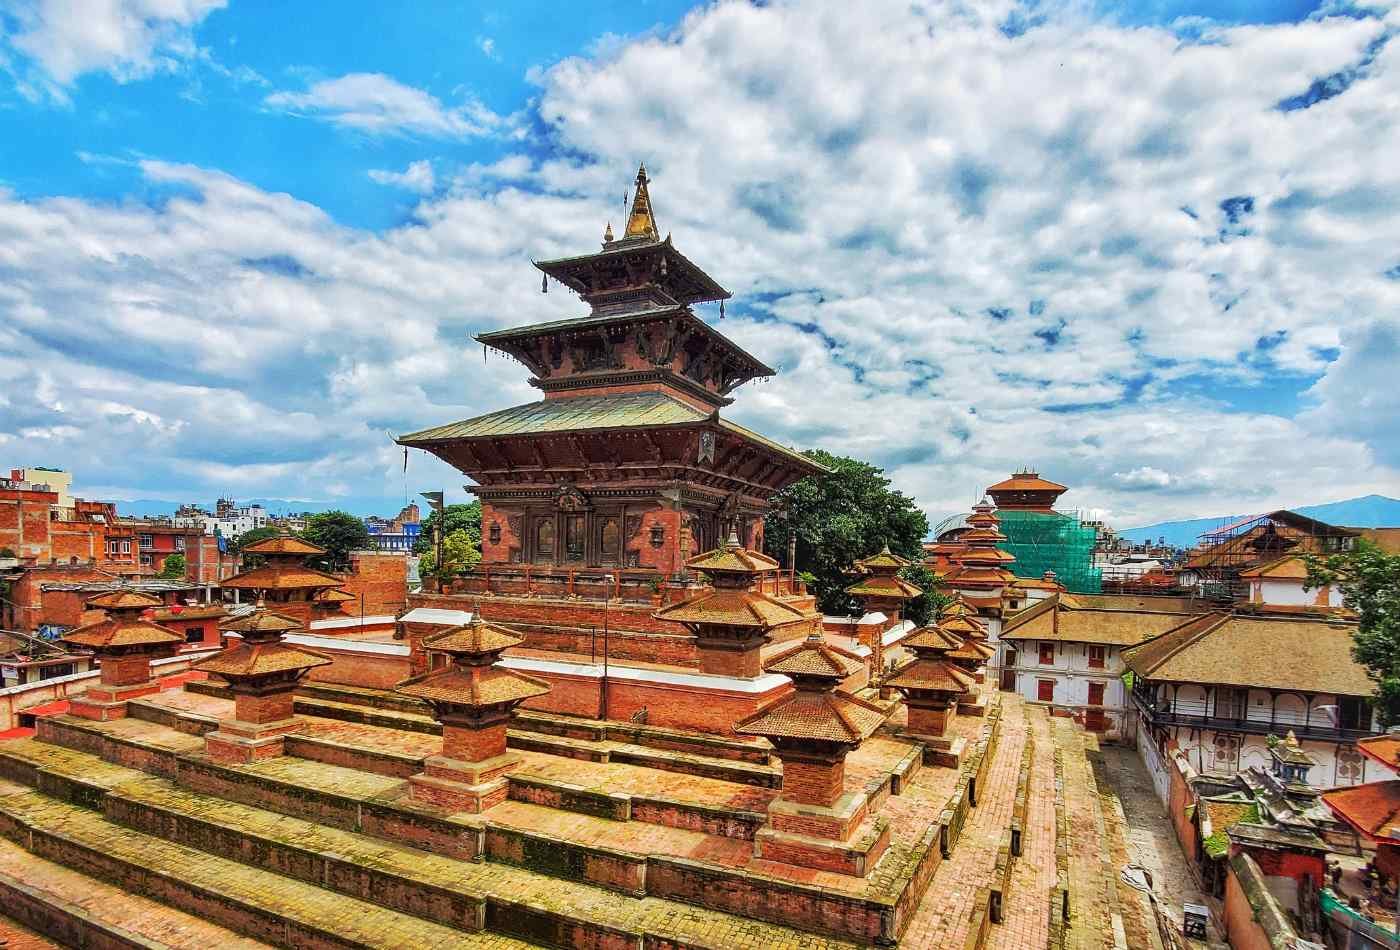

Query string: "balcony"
[[1129, 692, 1374, 744]]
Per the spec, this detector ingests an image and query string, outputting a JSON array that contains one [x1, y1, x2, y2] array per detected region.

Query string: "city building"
[[201, 498, 270, 538], [365, 502, 423, 553], [1178, 509, 1359, 601], [1125, 613, 1387, 787], [999, 592, 1200, 737]]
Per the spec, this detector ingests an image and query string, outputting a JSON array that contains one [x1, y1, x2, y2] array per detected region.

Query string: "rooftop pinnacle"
[[623, 163, 658, 241]]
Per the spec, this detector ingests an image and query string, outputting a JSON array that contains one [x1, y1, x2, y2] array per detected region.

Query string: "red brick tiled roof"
[[1322, 782, 1400, 844], [196, 641, 331, 679], [396, 664, 550, 708], [654, 587, 810, 628], [240, 535, 327, 556], [764, 634, 864, 680], [734, 689, 886, 744], [887, 657, 975, 694]]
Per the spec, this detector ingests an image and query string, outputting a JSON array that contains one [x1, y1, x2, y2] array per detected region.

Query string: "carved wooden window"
[[564, 515, 586, 563], [534, 518, 555, 563], [1087, 645, 1105, 669], [598, 516, 620, 565]]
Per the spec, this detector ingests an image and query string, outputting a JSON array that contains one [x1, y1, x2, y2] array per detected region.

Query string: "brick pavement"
[[988, 703, 1056, 950]]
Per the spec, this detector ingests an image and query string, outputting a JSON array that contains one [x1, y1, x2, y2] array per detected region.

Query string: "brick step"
[[13, 719, 910, 944], [0, 805, 268, 950], [194, 679, 774, 764], [0, 781, 531, 950], [0, 738, 866, 949], [174, 684, 782, 786]]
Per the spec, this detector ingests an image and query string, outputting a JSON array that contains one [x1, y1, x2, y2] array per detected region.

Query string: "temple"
[[399, 165, 824, 584]]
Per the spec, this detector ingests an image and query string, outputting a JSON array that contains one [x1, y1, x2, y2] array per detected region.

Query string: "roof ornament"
[[541, 271, 548, 294], [603, 221, 614, 244], [623, 163, 659, 241]]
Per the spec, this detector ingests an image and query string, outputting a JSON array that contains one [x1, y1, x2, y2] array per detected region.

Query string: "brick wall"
[[338, 552, 408, 616], [518, 670, 788, 735]]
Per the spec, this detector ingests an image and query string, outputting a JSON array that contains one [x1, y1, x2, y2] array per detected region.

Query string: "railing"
[[1322, 888, 1400, 948], [1133, 700, 1374, 743]]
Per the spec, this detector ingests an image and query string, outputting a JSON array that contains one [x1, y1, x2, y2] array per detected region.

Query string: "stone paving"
[[1097, 742, 1226, 947], [988, 704, 1056, 950]]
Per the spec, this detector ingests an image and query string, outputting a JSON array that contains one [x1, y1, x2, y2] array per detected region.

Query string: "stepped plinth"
[[61, 589, 184, 721], [196, 609, 331, 763], [395, 613, 549, 813]]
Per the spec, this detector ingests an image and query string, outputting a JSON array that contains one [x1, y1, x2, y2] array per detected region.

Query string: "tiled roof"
[[151, 604, 227, 621], [653, 588, 810, 629], [1358, 735, 1400, 769], [685, 540, 780, 575], [62, 617, 183, 650], [764, 634, 863, 679], [734, 689, 887, 744], [196, 641, 331, 678], [240, 535, 326, 556], [395, 664, 550, 708], [220, 610, 302, 638], [844, 573, 922, 599], [947, 638, 995, 662], [886, 657, 975, 694], [902, 626, 964, 653], [422, 616, 524, 656], [399, 392, 706, 442], [854, 545, 913, 571], [1322, 782, 1400, 843], [1238, 556, 1310, 580], [1121, 613, 1372, 695], [313, 588, 357, 603], [220, 563, 345, 591], [1000, 594, 1195, 646], [85, 589, 164, 611], [987, 472, 1067, 493]]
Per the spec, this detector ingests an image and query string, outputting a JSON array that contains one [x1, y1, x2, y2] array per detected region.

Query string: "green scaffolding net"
[[997, 510, 1102, 593]]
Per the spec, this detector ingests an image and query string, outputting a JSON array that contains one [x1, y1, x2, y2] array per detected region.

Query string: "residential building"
[[1125, 613, 1385, 787], [1178, 509, 1359, 601], [1239, 554, 1345, 610], [202, 499, 269, 538], [999, 592, 1200, 737]]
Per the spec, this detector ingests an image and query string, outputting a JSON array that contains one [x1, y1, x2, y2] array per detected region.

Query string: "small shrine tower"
[[736, 633, 890, 875], [985, 470, 1067, 513], [887, 625, 975, 743], [220, 533, 348, 622], [396, 614, 550, 813], [197, 610, 331, 763], [845, 544, 922, 681], [61, 589, 183, 721], [653, 532, 813, 676]]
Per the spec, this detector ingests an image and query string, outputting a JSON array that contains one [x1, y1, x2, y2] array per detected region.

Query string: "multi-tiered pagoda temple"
[[400, 166, 823, 585]]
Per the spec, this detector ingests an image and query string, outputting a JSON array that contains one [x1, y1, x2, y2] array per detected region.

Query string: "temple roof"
[[653, 588, 809, 629], [903, 626, 965, 653], [85, 589, 164, 612], [398, 390, 822, 474], [854, 545, 913, 572], [151, 604, 227, 622], [62, 614, 183, 651], [240, 534, 326, 557], [735, 688, 886, 744], [764, 634, 864, 680], [1122, 613, 1371, 696], [686, 536, 780, 576], [1001, 594, 1194, 646], [220, 610, 303, 638], [396, 664, 550, 708], [844, 573, 923, 600], [986, 471, 1067, 494], [196, 641, 331, 679], [313, 588, 357, 604], [422, 615, 524, 657], [887, 657, 976, 694], [220, 563, 345, 591]]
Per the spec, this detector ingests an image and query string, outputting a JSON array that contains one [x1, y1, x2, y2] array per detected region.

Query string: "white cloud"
[[368, 160, 436, 194], [265, 72, 502, 138], [3, 0, 224, 98], [3, 0, 1399, 525], [477, 36, 498, 60]]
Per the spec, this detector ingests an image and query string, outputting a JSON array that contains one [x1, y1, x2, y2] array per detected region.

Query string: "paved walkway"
[[987, 704, 1056, 950], [1096, 742, 1226, 947]]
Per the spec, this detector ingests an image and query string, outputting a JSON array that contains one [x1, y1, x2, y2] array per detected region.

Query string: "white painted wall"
[[1249, 577, 1344, 608]]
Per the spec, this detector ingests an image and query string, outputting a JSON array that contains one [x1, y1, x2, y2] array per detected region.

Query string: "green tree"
[[1307, 539, 1400, 727], [158, 553, 186, 579], [414, 502, 482, 556], [419, 528, 481, 578], [764, 450, 930, 616], [302, 511, 373, 572], [900, 563, 954, 628]]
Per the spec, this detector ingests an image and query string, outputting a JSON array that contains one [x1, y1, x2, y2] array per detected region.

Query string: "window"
[[185, 626, 204, 644], [1087, 645, 1106, 669], [38, 663, 74, 680], [140, 554, 153, 566], [1004, 647, 1019, 669], [1339, 696, 1369, 731], [120, 540, 131, 554], [1037, 679, 1055, 703], [564, 515, 585, 563], [1088, 682, 1105, 706], [139, 534, 153, 549], [534, 518, 555, 564], [598, 516, 620, 565], [174, 537, 185, 551], [1038, 642, 1055, 665]]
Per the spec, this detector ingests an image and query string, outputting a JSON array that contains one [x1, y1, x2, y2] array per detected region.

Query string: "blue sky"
[[1, 0, 1397, 527]]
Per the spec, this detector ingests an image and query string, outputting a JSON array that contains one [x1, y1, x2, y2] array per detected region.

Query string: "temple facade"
[[399, 166, 823, 590]]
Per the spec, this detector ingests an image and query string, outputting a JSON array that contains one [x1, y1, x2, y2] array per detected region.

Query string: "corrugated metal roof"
[[399, 392, 708, 443]]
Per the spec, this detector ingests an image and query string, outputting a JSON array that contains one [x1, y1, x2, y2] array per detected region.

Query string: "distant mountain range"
[[116, 496, 417, 520], [1118, 494, 1400, 548]]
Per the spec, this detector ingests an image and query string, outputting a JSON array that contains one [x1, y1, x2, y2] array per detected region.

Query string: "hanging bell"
[[541, 273, 548, 294], [719, 299, 725, 319]]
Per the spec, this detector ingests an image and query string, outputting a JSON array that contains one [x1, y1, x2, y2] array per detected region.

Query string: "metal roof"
[[399, 391, 707, 443]]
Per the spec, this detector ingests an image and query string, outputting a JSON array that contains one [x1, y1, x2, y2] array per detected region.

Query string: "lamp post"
[[420, 491, 445, 585], [600, 573, 614, 721]]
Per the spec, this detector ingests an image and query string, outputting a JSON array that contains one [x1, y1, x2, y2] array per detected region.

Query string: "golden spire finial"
[[623, 163, 658, 241], [603, 221, 614, 244]]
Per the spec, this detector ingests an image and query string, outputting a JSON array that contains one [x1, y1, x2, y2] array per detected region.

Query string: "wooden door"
[[1088, 681, 1105, 706], [1037, 679, 1055, 703]]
